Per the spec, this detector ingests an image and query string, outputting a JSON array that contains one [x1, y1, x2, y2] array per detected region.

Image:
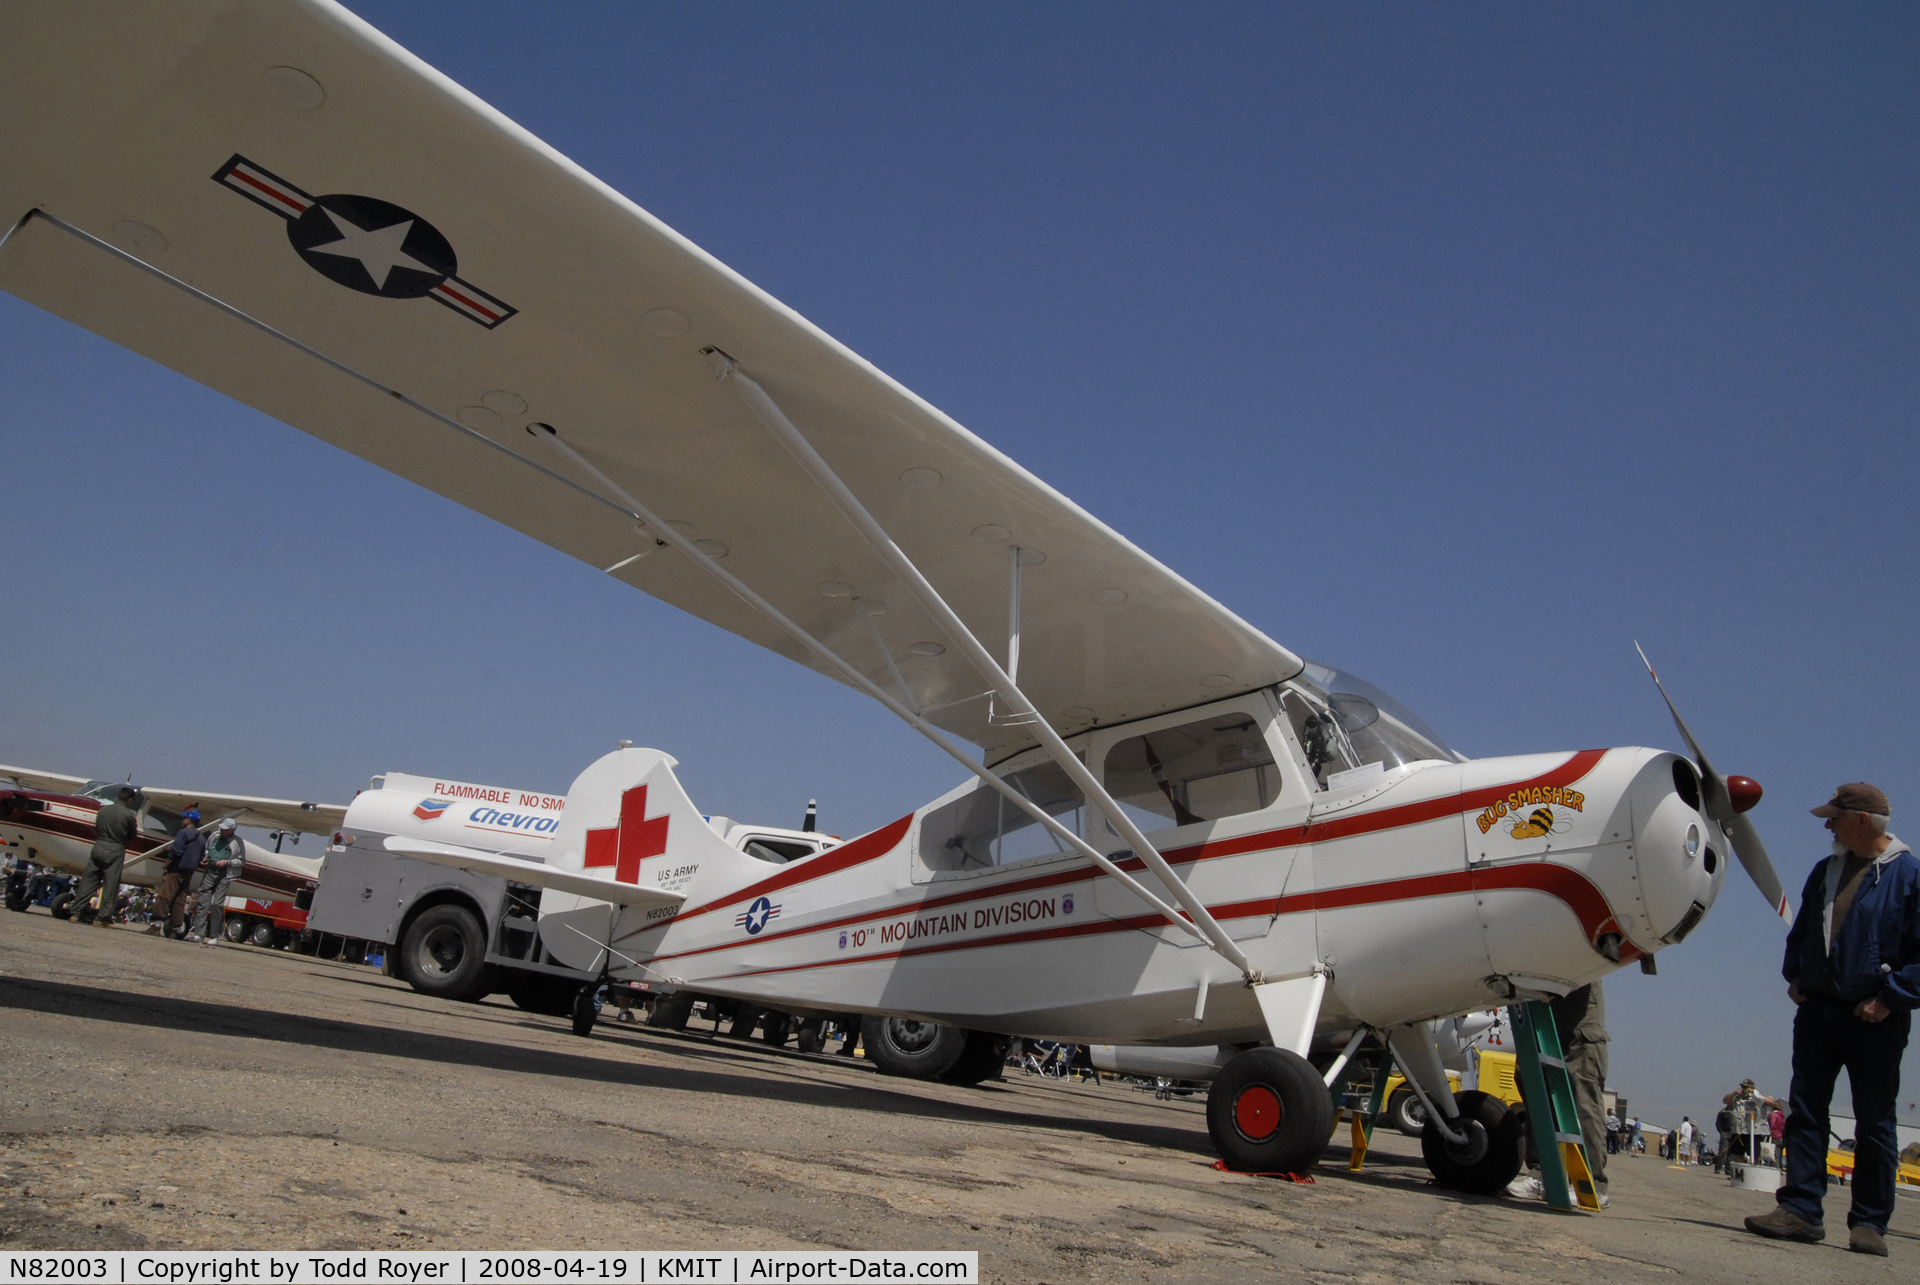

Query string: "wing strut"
[[715, 356, 1262, 982], [525, 424, 1208, 945]]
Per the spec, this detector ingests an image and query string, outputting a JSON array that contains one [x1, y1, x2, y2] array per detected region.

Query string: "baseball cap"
[[184, 809, 201, 822], [218, 818, 237, 832], [1811, 783, 1890, 818]]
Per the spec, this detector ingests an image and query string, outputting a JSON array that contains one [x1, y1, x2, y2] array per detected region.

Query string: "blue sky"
[[3, 3, 1915, 1127]]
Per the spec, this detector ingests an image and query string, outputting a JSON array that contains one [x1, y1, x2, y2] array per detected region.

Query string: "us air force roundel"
[[212, 154, 516, 329]]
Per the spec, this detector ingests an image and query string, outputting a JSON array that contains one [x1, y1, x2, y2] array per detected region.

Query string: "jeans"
[[1777, 994, 1911, 1232]]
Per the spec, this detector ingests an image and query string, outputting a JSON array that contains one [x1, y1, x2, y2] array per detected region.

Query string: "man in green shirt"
[[71, 786, 140, 928]]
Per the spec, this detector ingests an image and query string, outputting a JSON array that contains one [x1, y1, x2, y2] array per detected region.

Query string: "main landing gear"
[[1205, 1047, 1334, 1175]]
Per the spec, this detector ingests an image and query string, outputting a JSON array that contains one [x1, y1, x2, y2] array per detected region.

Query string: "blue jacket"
[[1782, 838, 1920, 1010], [166, 824, 206, 875]]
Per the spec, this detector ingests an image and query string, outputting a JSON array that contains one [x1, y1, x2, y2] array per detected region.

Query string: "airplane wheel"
[[1387, 1088, 1428, 1137], [1421, 1090, 1524, 1195], [397, 904, 491, 1001], [860, 1016, 967, 1080], [5, 878, 28, 912], [49, 892, 74, 921], [647, 992, 694, 1030], [938, 1030, 1012, 1086], [570, 987, 598, 1037], [1206, 1047, 1335, 1176], [726, 1004, 761, 1040], [795, 1019, 827, 1053], [760, 1012, 794, 1046]]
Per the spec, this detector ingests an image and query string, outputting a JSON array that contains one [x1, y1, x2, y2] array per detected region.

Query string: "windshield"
[[1289, 661, 1462, 773]]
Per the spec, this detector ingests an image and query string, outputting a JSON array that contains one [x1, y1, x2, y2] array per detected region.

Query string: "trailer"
[[309, 770, 839, 1015]]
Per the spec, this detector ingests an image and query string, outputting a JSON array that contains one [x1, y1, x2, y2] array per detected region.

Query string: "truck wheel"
[[760, 1012, 794, 1046], [1206, 1047, 1335, 1176], [250, 921, 278, 948], [224, 917, 248, 943], [795, 1019, 827, 1053], [1388, 1088, 1429, 1137], [860, 1016, 967, 1080], [570, 986, 598, 1037], [506, 975, 577, 1016], [1421, 1090, 1525, 1195], [397, 904, 491, 1001], [726, 1004, 761, 1040], [939, 1030, 1013, 1085], [647, 992, 695, 1030], [49, 892, 74, 920]]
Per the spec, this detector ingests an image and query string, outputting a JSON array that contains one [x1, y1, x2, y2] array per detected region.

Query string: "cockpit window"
[[1284, 662, 1461, 787]]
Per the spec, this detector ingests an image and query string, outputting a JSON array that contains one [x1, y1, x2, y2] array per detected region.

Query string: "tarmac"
[[1, 907, 1911, 1282]]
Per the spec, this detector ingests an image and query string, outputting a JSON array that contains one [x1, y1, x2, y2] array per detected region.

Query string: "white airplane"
[[0, 763, 346, 915], [0, 2, 1791, 1188]]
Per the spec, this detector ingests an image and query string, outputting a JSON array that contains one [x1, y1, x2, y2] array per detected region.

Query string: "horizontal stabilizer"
[[384, 836, 687, 912]]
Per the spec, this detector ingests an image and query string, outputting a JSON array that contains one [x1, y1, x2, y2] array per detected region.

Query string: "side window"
[[1102, 714, 1280, 834], [741, 837, 815, 864], [1280, 689, 1352, 789], [919, 759, 1085, 873]]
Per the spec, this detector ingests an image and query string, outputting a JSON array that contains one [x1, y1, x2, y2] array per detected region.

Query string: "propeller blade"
[[1726, 810, 1793, 923], [1635, 642, 1792, 923]]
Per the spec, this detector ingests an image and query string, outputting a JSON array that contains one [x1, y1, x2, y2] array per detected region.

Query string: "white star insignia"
[[305, 208, 435, 290]]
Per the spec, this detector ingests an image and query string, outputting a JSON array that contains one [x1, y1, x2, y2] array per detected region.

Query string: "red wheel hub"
[[1234, 1084, 1283, 1141]]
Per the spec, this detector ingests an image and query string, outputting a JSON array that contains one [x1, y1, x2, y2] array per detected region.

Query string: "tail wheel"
[[1387, 1088, 1429, 1137], [1420, 1089, 1525, 1194], [860, 1016, 967, 1079], [794, 1019, 827, 1054], [570, 986, 599, 1038], [938, 1030, 1013, 1085], [1205, 1047, 1335, 1175], [647, 992, 695, 1030], [760, 1012, 794, 1046]]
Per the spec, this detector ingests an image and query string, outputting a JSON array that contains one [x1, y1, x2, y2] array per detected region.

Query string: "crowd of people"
[[67, 789, 248, 944]]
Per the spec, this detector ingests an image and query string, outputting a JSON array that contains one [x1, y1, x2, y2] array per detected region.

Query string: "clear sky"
[[3, 2, 1915, 1128]]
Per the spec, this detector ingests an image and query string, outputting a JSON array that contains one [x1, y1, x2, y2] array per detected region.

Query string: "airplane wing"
[[134, 786, 347, 836], [0, 764, 94, 795], [384, 837, 686, 912], [0, 2, 1302, 758]]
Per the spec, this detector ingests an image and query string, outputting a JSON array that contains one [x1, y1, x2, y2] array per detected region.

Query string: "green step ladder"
[[1509, 999, 1601, 1211]]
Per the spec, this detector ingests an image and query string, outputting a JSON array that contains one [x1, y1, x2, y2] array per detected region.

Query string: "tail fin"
[[535, 747, 771, 971]]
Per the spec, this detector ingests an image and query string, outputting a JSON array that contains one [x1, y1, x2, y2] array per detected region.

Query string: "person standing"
[[151, 809, 206, 939], [70, 786, 140, 929], [1745, 783, 1919, 1257], [1676, 1116, 1695, 1163], [186, 818, 245, 944], [1506, 981, 1611, 1205], [1719, 1079, 1779, 1172]]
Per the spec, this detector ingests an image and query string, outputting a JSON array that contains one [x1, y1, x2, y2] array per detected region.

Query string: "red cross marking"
[[580, 784, 671, 884]]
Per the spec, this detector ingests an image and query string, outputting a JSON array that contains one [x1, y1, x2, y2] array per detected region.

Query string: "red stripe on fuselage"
[[649, 749, 1610, 966], [669, 815, 915, 925]]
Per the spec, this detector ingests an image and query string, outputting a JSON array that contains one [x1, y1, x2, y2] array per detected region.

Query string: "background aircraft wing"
[[385, 837, 686, 912], [0, 764, 95, 795], [0, 1, 1302, 759], [134, 786, 347, 836]]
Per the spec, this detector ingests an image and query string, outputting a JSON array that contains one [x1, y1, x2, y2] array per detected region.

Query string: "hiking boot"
[[1745, 1206, 1825, 1242], [1850, 1225, 1888, 1256]]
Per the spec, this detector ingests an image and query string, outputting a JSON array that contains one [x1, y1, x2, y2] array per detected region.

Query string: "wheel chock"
[[1209, 1160, 1315, 1183]]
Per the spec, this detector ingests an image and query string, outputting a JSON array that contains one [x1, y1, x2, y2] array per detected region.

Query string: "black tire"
[[1421, 1089, 1525, 1195], [647, 992, 695, 1030], [570, 986, 598, 1037], [725, 1004, 761, 1040], [224, 917, 248, 943], [939, 1030, 1013, 1085], [860, 1016, 968, 1080], [760, 1012, 794, 1047], [49, 892, 74, 921], [397, 904, 492, 1001], [249, 920, 277, 948], [1387, 1087, 1428, 1137], [795, 1019, 827, 1054], [506, 975, 578, 1016], [1206, 1047, 1336, 1176], [5, 876, 29, 912]]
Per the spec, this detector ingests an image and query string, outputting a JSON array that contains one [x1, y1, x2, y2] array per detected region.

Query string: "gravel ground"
[[1, 907, 1910, 1281]]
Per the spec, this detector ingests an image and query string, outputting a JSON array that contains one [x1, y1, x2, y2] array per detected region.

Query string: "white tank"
[[341, 771, 566, 859]]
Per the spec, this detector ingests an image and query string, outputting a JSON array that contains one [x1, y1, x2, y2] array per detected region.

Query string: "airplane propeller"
[[1635, 644, 1792, 924]]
